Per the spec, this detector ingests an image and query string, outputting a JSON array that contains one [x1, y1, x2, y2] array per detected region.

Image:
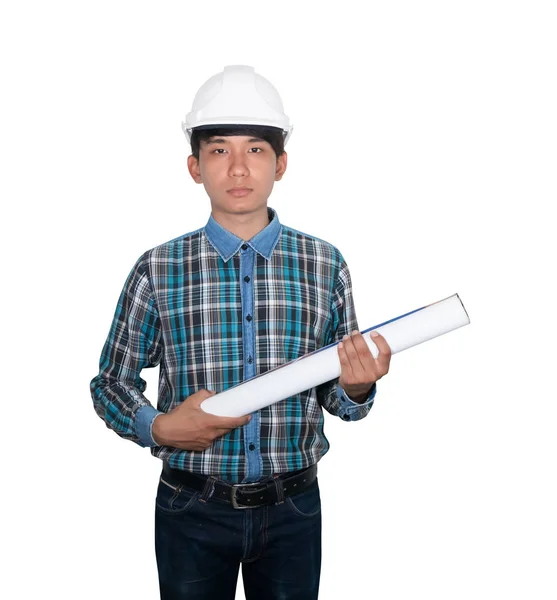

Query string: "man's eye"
[[212, 147, 262, 154]]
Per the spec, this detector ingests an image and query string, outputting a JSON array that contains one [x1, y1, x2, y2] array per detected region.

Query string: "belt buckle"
[[230, 481, 266, 509]]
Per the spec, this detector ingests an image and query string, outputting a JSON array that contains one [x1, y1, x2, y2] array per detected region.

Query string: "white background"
[[1, 1, 556, 598]]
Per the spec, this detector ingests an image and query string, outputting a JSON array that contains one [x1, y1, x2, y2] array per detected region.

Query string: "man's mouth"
[[227, 187, 253, 197]]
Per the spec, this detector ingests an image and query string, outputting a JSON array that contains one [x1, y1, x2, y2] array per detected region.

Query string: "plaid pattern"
[[91, 207, 375, 483]]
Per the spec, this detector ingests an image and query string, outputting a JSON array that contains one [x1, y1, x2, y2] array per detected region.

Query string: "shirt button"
[[247, 356, 253, 364], [244, 276, 250, 283], [241, 244, 248, 250], [249, 443, 255, 451], [342, 414, 351, 421], [246, 314, 252, 322]]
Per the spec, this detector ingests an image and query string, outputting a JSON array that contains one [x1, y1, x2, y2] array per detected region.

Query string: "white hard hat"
[[182, 65, 293, 145]]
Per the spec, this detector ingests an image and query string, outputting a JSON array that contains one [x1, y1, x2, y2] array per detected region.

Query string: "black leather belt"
[[161, 462, 317, 509]]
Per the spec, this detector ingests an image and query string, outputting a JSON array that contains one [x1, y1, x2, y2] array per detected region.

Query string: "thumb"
[[190, 388, 217, 407]]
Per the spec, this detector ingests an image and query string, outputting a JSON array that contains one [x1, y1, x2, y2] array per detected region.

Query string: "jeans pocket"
[[285, 479, 321, 518], [155, 476, 200, 514]]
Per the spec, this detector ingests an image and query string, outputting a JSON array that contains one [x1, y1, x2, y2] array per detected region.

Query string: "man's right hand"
[[151, 389, 252, 451]]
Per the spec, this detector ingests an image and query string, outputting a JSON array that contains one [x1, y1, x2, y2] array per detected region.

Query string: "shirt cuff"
[[336, 382, 376, 420], [135, 405, 164, 447]]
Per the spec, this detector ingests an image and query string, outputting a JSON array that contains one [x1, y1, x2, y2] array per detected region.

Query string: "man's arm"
[[90, 252, 253, 450], [90, 252, 164, 447], [317, 257, 377, 422]]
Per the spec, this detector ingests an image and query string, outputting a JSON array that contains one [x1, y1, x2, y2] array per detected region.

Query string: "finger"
[[371, 332, 392, 357], [210, 427, 242, 443], [370, 332, 391, 374], [350, 331, 379, 376], [213, 427, 235, 435], [337, 337, 354, 379], [342, 332, 366, 377], [212, 414, 252, 429], [210, 429, 231, 441], [189, 389, 217, 407]]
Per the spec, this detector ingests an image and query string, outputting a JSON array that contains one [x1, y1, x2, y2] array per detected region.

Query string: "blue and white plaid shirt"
[[90, 207, 376, 483]]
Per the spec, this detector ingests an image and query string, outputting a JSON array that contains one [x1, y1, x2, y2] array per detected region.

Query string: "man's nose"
[[228, 155, 249, 177]]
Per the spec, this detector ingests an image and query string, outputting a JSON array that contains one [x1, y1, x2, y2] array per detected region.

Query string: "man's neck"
[[211, 206, 270, 241]]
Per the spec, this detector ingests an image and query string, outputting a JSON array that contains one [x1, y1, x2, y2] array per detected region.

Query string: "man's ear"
[[187, 154, 203, 184], [275, 151, 288, 182]]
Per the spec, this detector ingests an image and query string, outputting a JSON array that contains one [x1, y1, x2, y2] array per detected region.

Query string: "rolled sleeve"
[[336, 382, 376, 421], [135, 405, 164, 447]]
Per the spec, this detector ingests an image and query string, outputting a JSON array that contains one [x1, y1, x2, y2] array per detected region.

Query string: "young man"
[[90, 65, 391, 600]]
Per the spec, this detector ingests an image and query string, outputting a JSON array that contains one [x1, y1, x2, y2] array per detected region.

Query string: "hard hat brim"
[[183, 122, 293, 145]]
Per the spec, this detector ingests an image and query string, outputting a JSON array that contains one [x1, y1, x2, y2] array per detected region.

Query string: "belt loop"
[[273, 475, 285, 504], [200, 477, 216, 502]]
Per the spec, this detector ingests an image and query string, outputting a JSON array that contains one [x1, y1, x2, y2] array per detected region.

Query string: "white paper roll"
[[201, 293, 470, 417]]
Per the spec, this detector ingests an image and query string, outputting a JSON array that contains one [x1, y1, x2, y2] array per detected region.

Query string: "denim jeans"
[[154, 467, 322, 599]]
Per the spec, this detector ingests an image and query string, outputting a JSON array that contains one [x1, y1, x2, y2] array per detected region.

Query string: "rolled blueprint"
[[201, 293, 470, 417]]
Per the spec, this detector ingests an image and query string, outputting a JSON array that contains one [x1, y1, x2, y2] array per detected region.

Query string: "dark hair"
[[190, 125, 286, 161]]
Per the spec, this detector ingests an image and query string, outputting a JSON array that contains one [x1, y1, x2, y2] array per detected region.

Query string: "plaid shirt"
[[90, 207, 376, 483]]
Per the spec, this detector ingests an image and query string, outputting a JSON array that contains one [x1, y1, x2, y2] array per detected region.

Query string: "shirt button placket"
[[240, 241, 259, 481], [243, 245, 254, 367]]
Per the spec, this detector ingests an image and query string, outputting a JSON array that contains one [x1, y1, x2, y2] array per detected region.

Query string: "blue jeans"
[[154, 468, 322, 599]]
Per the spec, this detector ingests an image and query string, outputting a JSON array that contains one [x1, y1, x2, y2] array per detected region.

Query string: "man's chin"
[[214, 199, 267, 215]]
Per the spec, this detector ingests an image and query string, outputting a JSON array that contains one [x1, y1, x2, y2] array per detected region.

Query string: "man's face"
[[187, 135, 287, 217]]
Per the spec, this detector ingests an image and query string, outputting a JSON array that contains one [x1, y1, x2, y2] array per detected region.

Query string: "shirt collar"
[[205, 206, 282, 262]]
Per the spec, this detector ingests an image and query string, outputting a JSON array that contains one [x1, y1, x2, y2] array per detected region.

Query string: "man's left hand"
[[338, 331, 392, 403]]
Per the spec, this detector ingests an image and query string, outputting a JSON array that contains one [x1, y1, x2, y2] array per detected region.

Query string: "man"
[[90, 65, 391, 600]]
